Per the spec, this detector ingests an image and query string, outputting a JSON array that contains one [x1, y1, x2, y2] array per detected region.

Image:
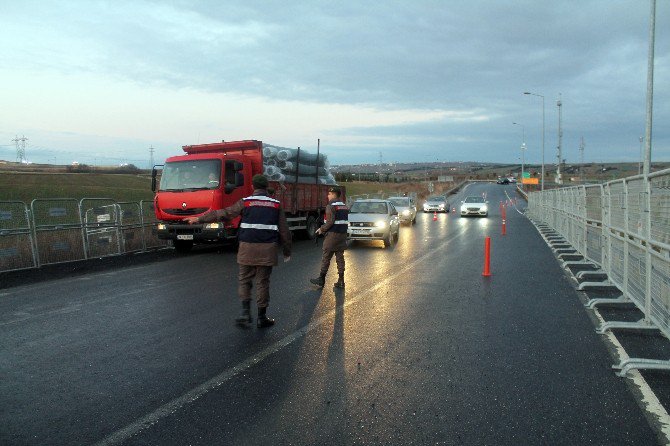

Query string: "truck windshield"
[[159, 160, 222, 191]]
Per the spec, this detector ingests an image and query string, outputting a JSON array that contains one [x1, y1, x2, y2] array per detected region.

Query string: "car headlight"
[[375, 220, 386, 228], [481, 205, 488, 212], [438, 204, 445, 209], [402, 209, 410, 215], [157, 223, 166, 230], [460, 206, 467, 212], [205, 223, 221, 229]]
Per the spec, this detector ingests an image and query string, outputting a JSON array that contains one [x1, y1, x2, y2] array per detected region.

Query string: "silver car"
[[423, 195, 449, 213], [460, 196, 489, 217], [388, 196, 417, 225], [347, 199, 400, 248]]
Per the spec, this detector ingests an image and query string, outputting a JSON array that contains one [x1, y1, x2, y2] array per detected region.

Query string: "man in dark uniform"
[[184, 174, 291, 328], [310, 187, 348, 288]]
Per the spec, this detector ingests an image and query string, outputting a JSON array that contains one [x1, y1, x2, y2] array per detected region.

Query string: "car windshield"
[[349, 202, 388, 214], [388, 198, 410, 207], [427, 196, 444, 202], [159, 160, 222, 191], [464, 196, 484, 203]]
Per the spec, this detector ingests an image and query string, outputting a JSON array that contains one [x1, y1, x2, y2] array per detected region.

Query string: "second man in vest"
[[310, 187, 349, 288]]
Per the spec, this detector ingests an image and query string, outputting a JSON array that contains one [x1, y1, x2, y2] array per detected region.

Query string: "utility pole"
[[643, 0, 656, 176], [378, 151, 383, 182], [12, 135, 27, 163], [149, 146, 155, 170], [579, 137, 585, 184], [556, 94, 563, 185]]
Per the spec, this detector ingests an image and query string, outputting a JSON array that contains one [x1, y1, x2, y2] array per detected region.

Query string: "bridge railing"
[[0, 198, 169, 273], [527, 168, 670, 376]]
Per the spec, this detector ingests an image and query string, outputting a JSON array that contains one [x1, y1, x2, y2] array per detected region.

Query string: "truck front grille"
[[163, 208, 208, 216]]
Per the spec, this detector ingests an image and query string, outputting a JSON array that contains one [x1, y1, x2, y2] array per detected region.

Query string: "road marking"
[[93, 230, 465, 446]]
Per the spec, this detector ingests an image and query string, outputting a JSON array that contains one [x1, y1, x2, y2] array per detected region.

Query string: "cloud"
[[0, 0, 668, 166]]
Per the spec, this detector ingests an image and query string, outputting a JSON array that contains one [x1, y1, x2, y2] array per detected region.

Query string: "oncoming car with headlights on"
[[423, 195, 449, 213], [388, 196, 417, 225], [460, 196, 489, 217], [347, 199, 400, 248]]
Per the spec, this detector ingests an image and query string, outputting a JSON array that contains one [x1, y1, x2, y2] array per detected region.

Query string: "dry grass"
[[0, 172, 154, 204]]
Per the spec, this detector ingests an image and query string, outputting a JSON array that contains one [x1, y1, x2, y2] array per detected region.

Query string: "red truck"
[[151, 140, 342, 252]]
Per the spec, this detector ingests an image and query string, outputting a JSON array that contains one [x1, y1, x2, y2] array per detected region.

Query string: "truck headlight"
[[375, 221, 386, 228], [205, 223, 221, 229], [157, 223, 166, 230]]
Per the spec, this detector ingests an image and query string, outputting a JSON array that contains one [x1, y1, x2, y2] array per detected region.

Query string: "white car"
[[347, 199, 400, 248], [460, 196, 489, 217], [388, 196, 417, 225]]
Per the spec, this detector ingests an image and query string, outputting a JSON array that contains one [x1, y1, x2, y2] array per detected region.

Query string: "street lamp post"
[[524, 92, 545, 191], [512, 122, 526, 187], [643, 0, 656, 176]]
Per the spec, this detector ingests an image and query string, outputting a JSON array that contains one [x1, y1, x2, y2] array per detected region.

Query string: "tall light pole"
[[638, 136, 644, 175], [556, 93, 563, 185], [643, 0, 656, 176], [512, 122, 526, 185], [524, 92, 545, 190]]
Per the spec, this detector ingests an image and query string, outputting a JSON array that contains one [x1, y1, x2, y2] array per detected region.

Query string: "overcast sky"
[[1, 0, 668, 167]]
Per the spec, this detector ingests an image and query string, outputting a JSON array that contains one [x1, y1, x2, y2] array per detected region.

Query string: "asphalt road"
[[0, 183, 663, 445]]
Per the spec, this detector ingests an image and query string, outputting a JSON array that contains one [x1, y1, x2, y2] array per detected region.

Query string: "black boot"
[[334, 274, 345, 288], [257, 307, 275, 328], [310, 274, 326, 287], [235, 300, 252, 326]]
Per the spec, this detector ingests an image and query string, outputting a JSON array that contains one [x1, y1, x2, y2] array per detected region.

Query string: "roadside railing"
[[527, 168, 670, 376], [0, 198, 168, 273]]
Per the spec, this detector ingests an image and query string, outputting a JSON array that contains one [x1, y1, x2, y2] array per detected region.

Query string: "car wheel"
[[393, 229, 399, 243], [383, 231, 393, 248]]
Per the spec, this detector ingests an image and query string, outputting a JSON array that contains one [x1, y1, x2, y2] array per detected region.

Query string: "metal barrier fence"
[[527, 168, 670, 376], [0, 198, 168, 273]]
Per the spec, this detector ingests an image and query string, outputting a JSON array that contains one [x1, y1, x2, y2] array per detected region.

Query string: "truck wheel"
[[304, 216, 318, 240], [174, 240, 193, 253]]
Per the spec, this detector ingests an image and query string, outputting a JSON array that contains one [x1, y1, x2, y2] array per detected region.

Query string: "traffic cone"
[[433, 212, 437, 221], [482, 237, 492, 277]]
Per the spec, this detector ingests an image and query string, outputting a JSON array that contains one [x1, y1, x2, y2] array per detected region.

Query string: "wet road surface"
[[0, 183, 662, 445]]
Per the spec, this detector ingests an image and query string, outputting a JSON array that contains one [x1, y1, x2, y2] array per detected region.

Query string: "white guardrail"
[[526, 168, 670, 377]]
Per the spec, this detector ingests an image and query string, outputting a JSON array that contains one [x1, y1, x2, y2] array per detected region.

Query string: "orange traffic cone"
[[433, 212, 438, 221]]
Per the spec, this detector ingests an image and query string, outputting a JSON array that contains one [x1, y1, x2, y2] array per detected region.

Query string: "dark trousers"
[[238, 265, 273, 308], [320, 249, 345, 277]]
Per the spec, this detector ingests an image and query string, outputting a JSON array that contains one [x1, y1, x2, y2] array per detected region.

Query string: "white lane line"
[[504, 190, 524, 215], [93, 230, 466, 446]]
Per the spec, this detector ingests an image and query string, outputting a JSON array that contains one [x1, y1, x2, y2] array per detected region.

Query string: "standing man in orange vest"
[[310, 187, 349, 288], [185, 174, 291, 328]]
